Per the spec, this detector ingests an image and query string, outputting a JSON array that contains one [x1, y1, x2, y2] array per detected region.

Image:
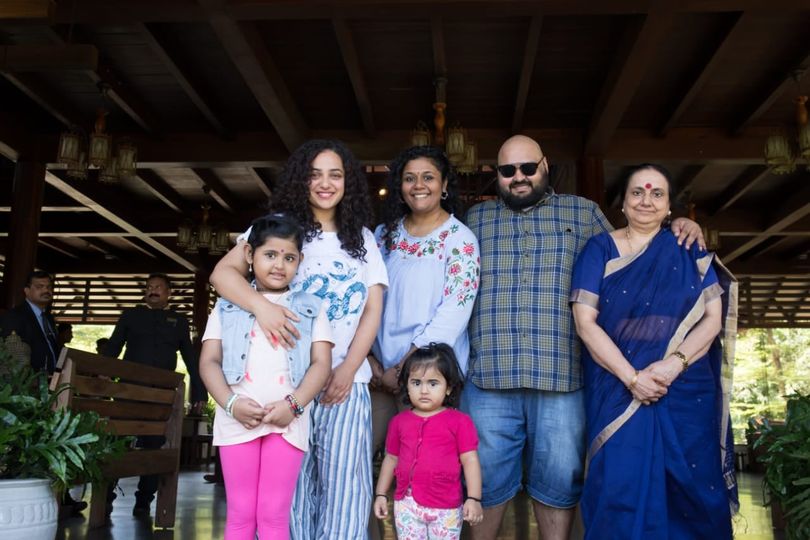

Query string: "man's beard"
[[497, 173, 549, 211]]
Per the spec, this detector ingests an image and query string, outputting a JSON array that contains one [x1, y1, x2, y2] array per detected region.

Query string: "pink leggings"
[[219, 434, 304, 540]]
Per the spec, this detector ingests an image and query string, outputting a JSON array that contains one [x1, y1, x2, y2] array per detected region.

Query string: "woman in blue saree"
[[570, 163, 737, 539]]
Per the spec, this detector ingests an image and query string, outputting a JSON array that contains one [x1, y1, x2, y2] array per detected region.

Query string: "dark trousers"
[[134, 435, 166, 505]]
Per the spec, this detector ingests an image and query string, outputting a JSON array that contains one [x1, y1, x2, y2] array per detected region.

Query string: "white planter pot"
[[0, 478, 58, 540]]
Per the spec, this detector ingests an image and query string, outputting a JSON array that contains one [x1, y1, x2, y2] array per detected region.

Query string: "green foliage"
[[0, 339, 130, 493], [752, 392, 810, 540], [731, 328, 810, 443]]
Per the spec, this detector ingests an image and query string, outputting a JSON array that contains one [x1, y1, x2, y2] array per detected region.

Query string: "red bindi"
[[644, 183, 652, 189]]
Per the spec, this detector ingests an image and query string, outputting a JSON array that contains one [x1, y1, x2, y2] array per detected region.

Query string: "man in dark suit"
[[0, 270, 88, 516], [1, 270, 60, 373]]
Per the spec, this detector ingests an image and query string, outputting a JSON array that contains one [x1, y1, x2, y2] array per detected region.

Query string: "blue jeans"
[[461, 382, 585, 508]]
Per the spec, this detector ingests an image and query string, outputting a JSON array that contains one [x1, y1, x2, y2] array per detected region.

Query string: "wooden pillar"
[[576, 155, 606, 209], [192, 270, 211, 356], [1, 161, 46, 308]]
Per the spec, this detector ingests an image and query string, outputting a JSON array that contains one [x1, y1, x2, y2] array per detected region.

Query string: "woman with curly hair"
[[210, 139, 388, 540], [367, 146, 480, 538]]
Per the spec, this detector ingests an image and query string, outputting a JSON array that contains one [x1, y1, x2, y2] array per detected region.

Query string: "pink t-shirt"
[[385, 408, 479, 509]]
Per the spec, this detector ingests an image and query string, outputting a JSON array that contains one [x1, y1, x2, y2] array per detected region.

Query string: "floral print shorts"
[[394, 494, 462, 539]]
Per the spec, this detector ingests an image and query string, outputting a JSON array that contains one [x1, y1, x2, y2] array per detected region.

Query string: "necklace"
[[625, 227, 658, 254]]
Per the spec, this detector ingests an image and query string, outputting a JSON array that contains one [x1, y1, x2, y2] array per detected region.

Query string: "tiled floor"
[[57, 470, 782, 539]]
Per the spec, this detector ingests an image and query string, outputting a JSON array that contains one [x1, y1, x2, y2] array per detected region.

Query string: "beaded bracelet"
[[224, 393, 240, 418], [375, 494, 389, 501], [672, 350, 689, 372], [466, 496, 482, 503], [285, 394, 305, 417]]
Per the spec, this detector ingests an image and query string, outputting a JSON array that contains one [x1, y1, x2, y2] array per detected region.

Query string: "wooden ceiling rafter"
[[708, 165, 771, 215], [0, 43, 98, 71], [0, 71, 84, 127], [38, 238, 80, 259], [115, 236, 159, 259], [657, 11, 749, 136], [39, 27, 161, 134], [199, 0, 308, 152], [246, 167, 274, 197], [135, 169, 193, 214], [732, 46, 810, 135], [137, 23, 232, 139], [44, 171, 197, 271], [512, 14, 542, 133], [584, 3, 675, 155], [0, 0, 53, 23], [191, 168, 240, 213], [723, 182, 810, 263], [332, 15, 375, 137], [672, 164, 709, 205]]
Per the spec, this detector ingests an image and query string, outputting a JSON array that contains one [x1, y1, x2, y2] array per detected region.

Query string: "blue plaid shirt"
[[466, 191, 612, 391]]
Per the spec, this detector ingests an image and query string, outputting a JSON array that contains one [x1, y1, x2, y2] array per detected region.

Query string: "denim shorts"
[[460, 382, 585, 508]]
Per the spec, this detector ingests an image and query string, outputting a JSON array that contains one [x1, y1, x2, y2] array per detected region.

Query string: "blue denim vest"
[[218, 291, 322, 388]]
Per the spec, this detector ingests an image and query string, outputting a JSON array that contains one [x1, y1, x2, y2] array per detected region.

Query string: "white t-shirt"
[[239, 227, 389, 383], [203, 291, 333, 451]]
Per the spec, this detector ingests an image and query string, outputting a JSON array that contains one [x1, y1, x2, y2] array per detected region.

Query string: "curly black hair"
[[398, 343, 464, 408], [379, 146, 464, 250], [268, 139, 372, 260]]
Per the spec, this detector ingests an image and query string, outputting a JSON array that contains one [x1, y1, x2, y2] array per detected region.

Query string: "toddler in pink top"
[[373, 343, 483, 539]]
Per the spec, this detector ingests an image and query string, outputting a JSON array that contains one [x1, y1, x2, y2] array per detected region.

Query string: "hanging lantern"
[[458, 141, 478, 174], [210, 224, 231, 255], [177, 219, 194, 248], [446, 125, 466, 165], [797, 123, 810, 160], [57, 130, 82, 167], [411, 121, 431, 147], [89, 109, 112, 168], [186, 233, 199, 254], [117, 140, 138, 178], [99, 154, 118, 183], [764, 134, 794, 174], [197, 205, 213, 248], [66, 151, 88, 180]]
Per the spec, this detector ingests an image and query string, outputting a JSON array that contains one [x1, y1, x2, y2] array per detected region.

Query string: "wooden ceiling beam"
[[39, 28, 161, 134], [512, 15, 542, 133], [0, 206, 91, 212], [672, 164, 709, 205], [246, 167, 274, 198], [431, 16, 446, 77], [584, 4, 675, 155], [138, 23, 231, 139], [0, 44, 98, 71], [0, 0, 53, 23], [44, 171, 197, 271], [732, 47, 810, 135], [722, 181, 810, 263], [333, 16, 375, 137], [38, 238, 80, 259], [658, 12, 748, 136], [708, 165, 771, 215], [0, 72, 84, 127], [135, 169, 192, 214], [192, 168, 240, 213], [115, 236, 159, 259], [199, 0, 308, 152], [48, 1, 810, 24]]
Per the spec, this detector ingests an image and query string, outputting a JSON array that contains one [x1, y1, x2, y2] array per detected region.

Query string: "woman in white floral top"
[[367, 145, 480, 539]]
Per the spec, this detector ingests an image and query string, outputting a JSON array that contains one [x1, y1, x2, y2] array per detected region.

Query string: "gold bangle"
[[628, 370, 639, 390], [672, 350, 688, 372]]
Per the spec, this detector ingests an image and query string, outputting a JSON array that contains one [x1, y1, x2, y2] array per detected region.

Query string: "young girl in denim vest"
[[200, 214, 333, 540], [210, 140, 388, 539], [373, 343, 483, 539]]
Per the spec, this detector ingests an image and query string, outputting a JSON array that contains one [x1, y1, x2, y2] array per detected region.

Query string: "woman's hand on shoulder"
[[670, 217, 706, 251], [261, 399, 295, 428], [463, 499, 483, 526], [254, 300, 300, 349], [232, 397, 266, 429]]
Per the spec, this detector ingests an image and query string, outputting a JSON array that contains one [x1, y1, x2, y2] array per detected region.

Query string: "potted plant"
[[0, 334, 129, 539], [751, 392, 810, 540]]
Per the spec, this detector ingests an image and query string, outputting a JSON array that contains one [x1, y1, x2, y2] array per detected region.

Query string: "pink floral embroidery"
[[463, 243, 475, 256], [408, 243, 419, 254], [449, 262, 461, 275], [244, 372, 253, 383]]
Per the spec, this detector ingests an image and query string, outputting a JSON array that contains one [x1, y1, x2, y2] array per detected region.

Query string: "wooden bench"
[[50, 347, 185, 529]]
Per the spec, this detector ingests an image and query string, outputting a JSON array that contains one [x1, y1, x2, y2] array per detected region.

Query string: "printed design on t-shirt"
[[300, 261, 368, 323], [444, 241, 479, 307]]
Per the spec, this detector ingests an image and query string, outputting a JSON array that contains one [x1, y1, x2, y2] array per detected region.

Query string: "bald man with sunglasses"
[[460, 135, 704, 540]]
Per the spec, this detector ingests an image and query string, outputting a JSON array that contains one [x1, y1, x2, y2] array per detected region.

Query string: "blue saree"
[[570, 230, 738, 540]]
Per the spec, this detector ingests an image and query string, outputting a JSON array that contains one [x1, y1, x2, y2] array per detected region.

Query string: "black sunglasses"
[[496, 157, 546, 178]]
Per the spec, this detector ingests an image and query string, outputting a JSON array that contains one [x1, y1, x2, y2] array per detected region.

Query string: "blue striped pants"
[[290, 383, 372, 540]]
